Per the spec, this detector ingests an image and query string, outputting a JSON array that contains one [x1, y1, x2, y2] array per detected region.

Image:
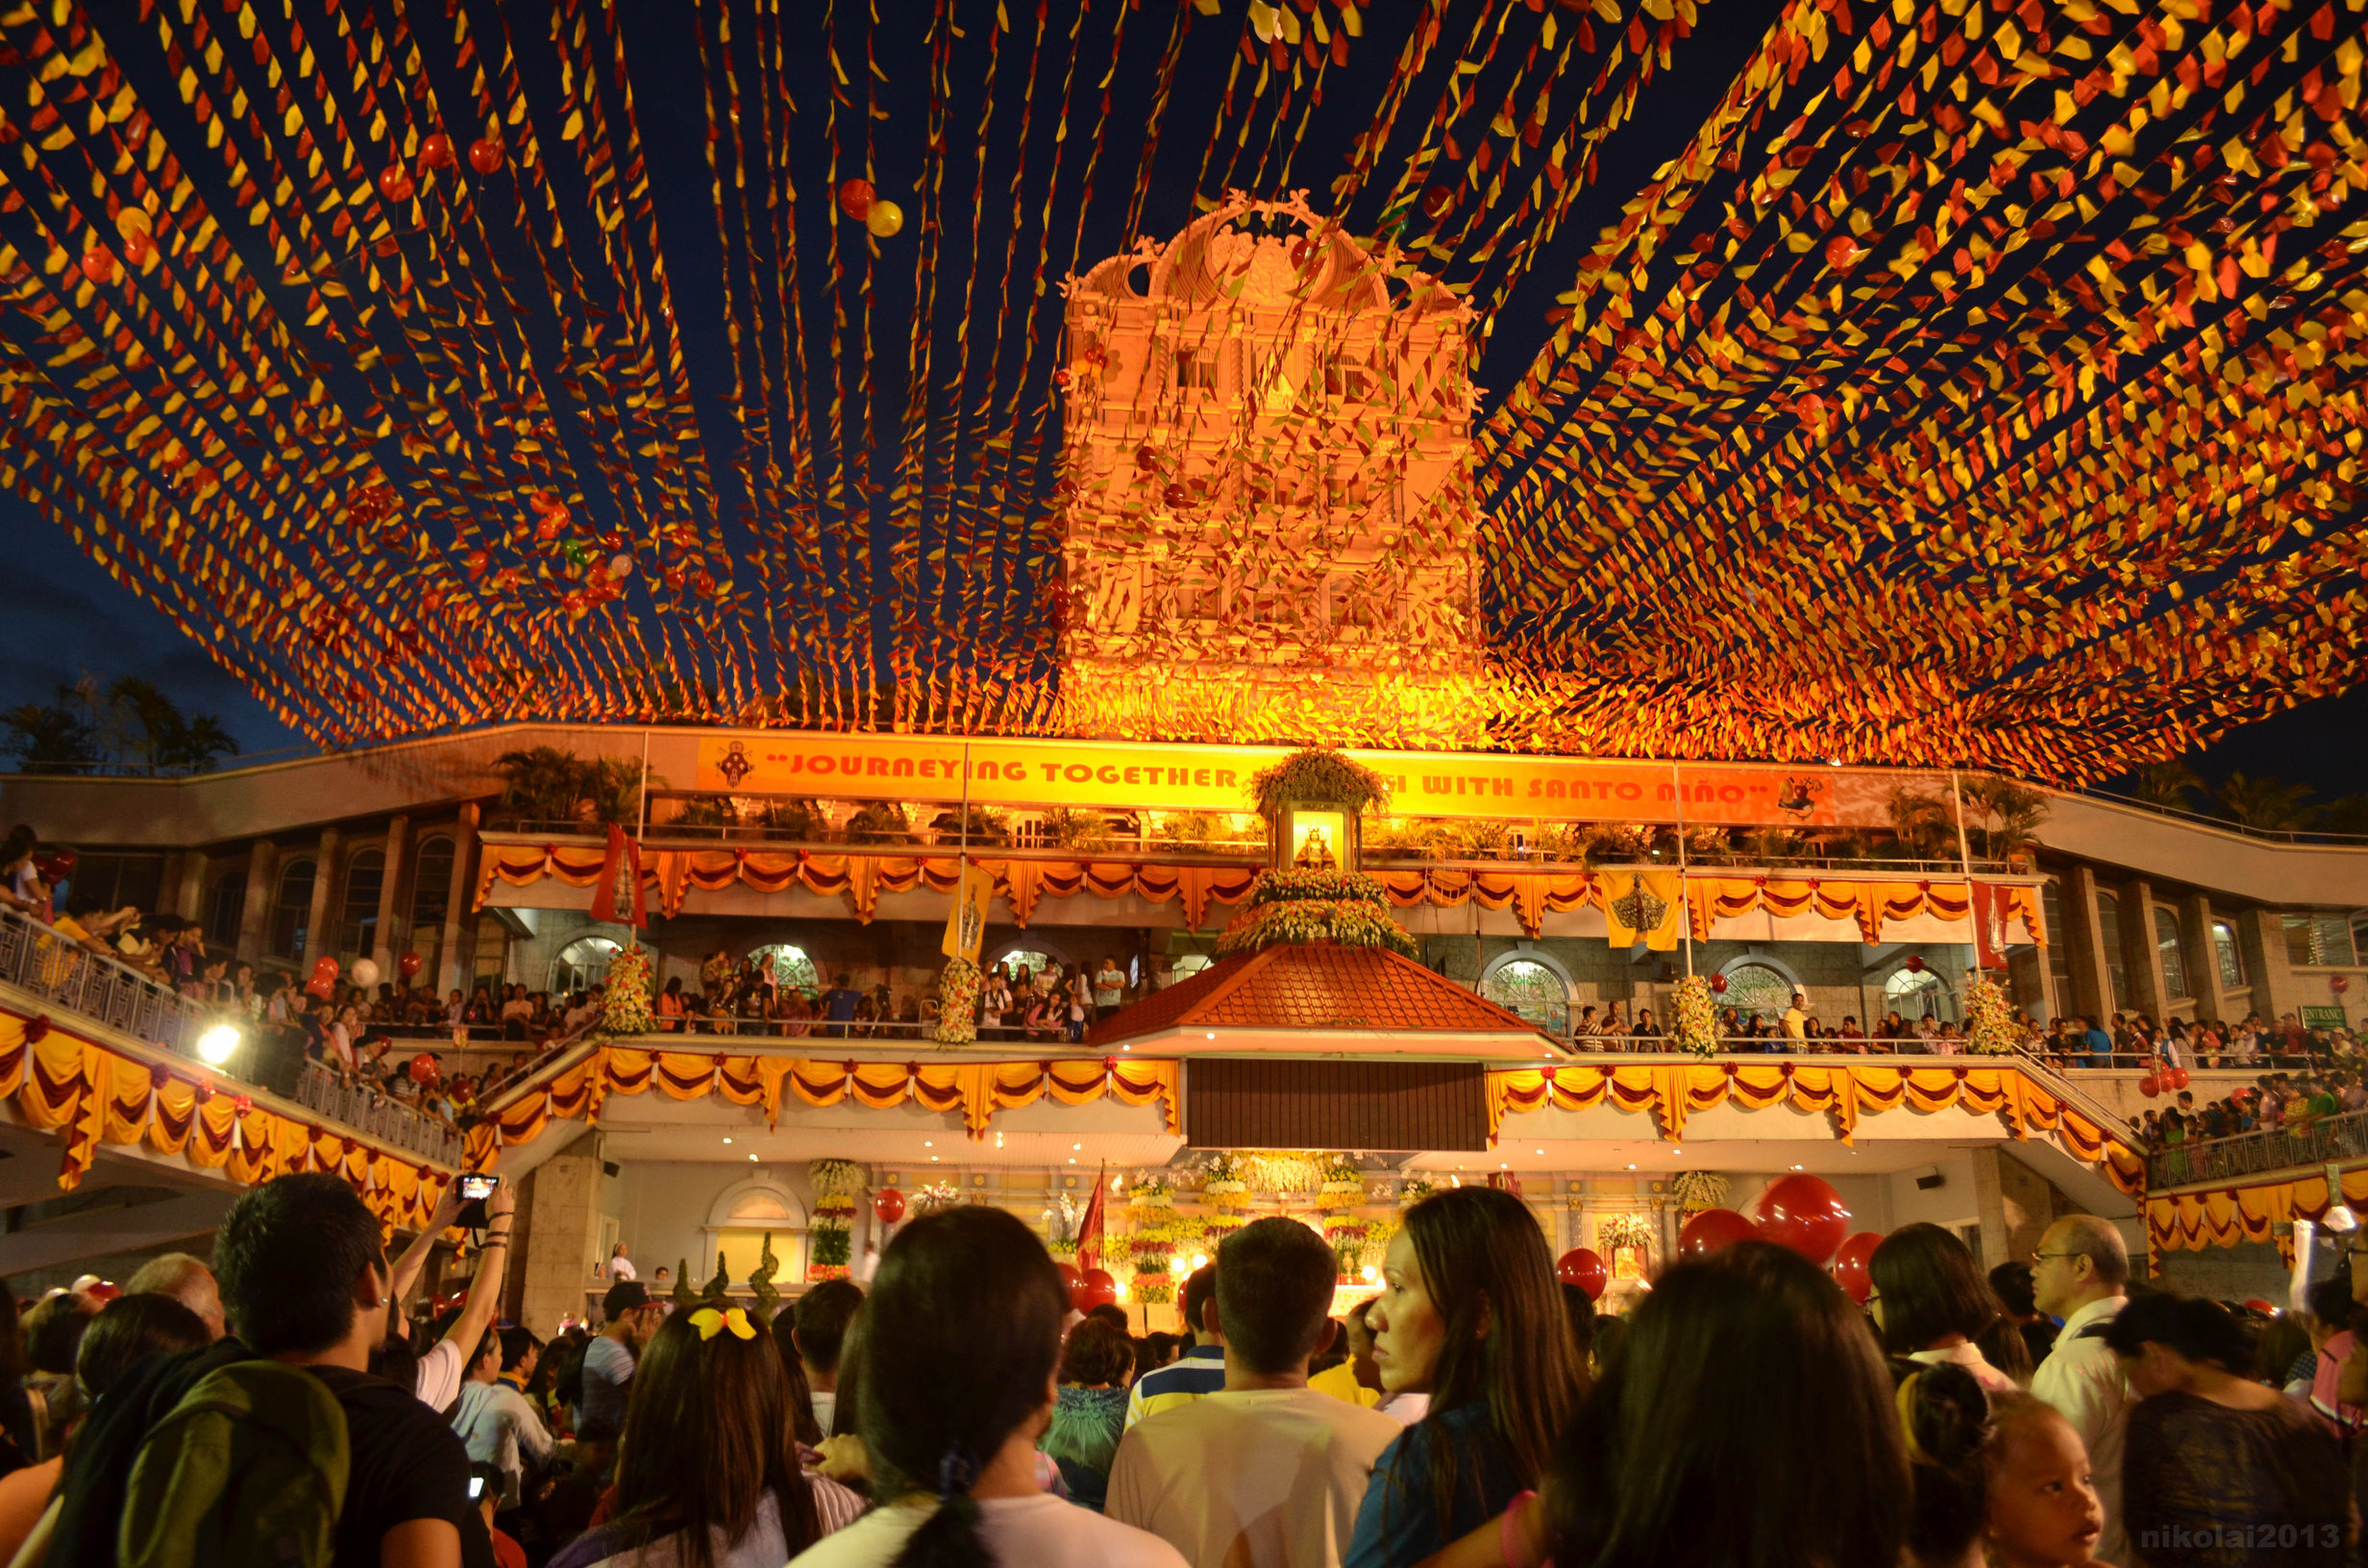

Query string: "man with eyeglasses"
[[2029, 1215, 2138, 1566]]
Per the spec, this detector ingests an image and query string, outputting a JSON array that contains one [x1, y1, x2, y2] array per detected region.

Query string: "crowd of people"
[[0, 1177, 2360, 1568]]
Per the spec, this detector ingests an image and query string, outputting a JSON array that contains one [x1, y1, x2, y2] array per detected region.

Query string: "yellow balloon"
[[866, 200, 904, 238]]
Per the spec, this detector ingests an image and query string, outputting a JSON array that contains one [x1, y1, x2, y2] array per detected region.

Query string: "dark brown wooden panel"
[[1185, 1060, 1490, 1151]]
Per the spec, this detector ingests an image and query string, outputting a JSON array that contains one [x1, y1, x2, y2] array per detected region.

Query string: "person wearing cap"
[[581, 1279, 664, 1433]]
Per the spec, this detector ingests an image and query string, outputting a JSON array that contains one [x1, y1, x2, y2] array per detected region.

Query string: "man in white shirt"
[[2029, 1214, 2138, 1566], [1782, 993, 1808, 1044], [1108, 1218, 1402, 1568]]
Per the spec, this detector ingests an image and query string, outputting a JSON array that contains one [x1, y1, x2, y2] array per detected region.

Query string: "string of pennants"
[[0, 0, 2357, 782]]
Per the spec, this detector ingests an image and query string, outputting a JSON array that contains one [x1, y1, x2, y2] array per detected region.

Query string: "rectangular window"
[[1175, 347, 1218, 393], [2283, 913, 2357, 968], [2212, 919, 2246, 990], [2042, 881, 2074, 1001], [2155, 907, 2189, 999], [2095, 890, 2127, 1014]]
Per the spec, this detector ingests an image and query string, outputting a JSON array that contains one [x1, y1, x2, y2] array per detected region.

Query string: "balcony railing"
[[0, 906, 205, 1057], [295, 1061, 466, 1164], [0, 906, 463, 1166], [2145, 1107, 2368, 1189]]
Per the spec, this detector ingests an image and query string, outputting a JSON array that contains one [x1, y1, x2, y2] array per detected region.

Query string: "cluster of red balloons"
[[2138, 1066, 2192, 1098], [1677, 1173, 1858, 1269], [1060, 1264, 1118, 1313], [304, 956, 340, 1001]]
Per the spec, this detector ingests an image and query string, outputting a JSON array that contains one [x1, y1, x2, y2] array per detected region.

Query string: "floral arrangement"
[[1248, 747, 1391, 817], [1671, 974, 1717, 1057], [935, 957, 981, 1045], [1249, 869, 1390, 907], [1964, 972, 2017, 1056], [808, 1158, 861, 1280], [913, 1180, 960, 1214], [1397, 1177, 1435, 1210], [1669, 1169, 1731, 1214], [1198, 1153, 1252, 1240], [1596, 1213, 1657, 1254], [1317, 1157, 1369, 1260], [1127, 1178, 1180, 1305], [1592, 822, 1659, 861], [599, 945, 654, 1037], [1216, 874, 1419, 959], [1241, 1151, 1327, 1195]]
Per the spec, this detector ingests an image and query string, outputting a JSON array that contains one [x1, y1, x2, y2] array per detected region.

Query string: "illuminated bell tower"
[[1052, 194, 1484, 747]]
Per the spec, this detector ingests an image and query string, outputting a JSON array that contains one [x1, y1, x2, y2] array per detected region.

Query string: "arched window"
[[407, 836, 456, 988], [270, 858, 316, 961], [338, 847, 385, 961], [992, 947, 1064, 990], [1479, 953, 1571, 1031], [1885, 966, 1956, 1022], [747, 943, 820, 994], [205, 872, 247, 949], [1718, 962, 1797, 1021], [551, 936, 623, 996]]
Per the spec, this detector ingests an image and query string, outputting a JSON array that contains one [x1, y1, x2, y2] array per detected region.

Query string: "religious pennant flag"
[[589, 823, 648, 929], [942, 858, 990, 964]]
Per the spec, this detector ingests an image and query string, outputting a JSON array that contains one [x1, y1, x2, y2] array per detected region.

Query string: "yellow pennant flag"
[[943, 860, 991, 964]]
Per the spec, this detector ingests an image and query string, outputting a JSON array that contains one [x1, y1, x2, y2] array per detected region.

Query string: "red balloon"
[[398, 951, 423, 980], [838, 179, 875, 220], [1831, 1231, 1883, 1304], [1709, 972, 1728, 992], [468, 136, 506, 174], [121, 230, 156, 266], [1676, 1208, 1757, 1259], [1073, 1267, 1118, 1313], [2168, 1067, 2191, 1090], [1055, 1262, 1080, 1297], [377, 163, 415, 203], [80, 247, 115, 284], [2243, 1297, 2279, 1314], [84, 1282, 122, 1305], [408, 1052, 440, 1086], [419, 133, 456, 170], [1748, 1173, 1852, 1265], [874, 1188, 906, 1225], [311, 956, 340, 983], [1556, 1248, 1609, 1301], [2138, 1074, 2160, 1098], [1904, 954, 1926, 973], [305, 977, 335, 1000]]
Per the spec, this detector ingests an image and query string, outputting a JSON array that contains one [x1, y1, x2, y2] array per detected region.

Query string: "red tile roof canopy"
[[1089, 942, 1548, 1047]]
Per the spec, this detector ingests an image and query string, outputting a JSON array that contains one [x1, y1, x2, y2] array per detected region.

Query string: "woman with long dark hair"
[[789, 1204, 1183, 1568], [1537, 1240, 1909, 1568], [1344, 1186, 1586, 1568], [1869, 1223, 2020, 1393], [549, 1305, 861, 1568]]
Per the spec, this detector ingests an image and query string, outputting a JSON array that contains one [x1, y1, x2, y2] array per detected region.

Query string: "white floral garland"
[[1669, 1169, 1730, 1214]]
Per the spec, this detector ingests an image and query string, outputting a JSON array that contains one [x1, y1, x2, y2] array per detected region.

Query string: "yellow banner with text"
[[692, 735, 1937, 828]]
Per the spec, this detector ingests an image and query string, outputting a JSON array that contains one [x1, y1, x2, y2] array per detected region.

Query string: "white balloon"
[[350, 958, 382, 989]]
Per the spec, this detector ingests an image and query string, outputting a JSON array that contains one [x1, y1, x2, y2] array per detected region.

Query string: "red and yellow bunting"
[[1488, 1060, 2144, 1194], [467, 1049, 1181, 1162]]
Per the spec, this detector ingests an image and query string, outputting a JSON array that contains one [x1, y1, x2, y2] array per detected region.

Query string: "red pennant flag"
[[1075, 1163, 1108, 1275], [589, 823, 647, 929]]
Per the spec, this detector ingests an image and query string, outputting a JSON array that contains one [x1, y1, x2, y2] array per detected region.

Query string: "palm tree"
[[1, 699, 96, 774], [2211, 772, 2315, 831], [2129, 759, 2206, 812], [582, 757, 660, 825], [1887, 788, 1956, 860], [493, 747, 587, 826], [1958, 777, 2049, 863]]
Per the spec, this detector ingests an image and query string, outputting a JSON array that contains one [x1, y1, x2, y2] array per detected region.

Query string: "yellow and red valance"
[[0, 1010, 453, 1233], [1487, 1061, 2137, 1194], [477, 844, 2046, 948], [2147, 1166, 2368, 1258], [467, 1049, 1181, 1165]]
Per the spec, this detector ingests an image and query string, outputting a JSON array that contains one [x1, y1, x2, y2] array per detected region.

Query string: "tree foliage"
[[1, 675, 237, 775]]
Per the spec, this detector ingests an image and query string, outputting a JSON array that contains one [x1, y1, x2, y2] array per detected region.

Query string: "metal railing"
[[0, 906, 204, 1056], [0, 906, 465, 1165], [2145, 1106, 2368, 1188], [295, 1061, 465, 1164]]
